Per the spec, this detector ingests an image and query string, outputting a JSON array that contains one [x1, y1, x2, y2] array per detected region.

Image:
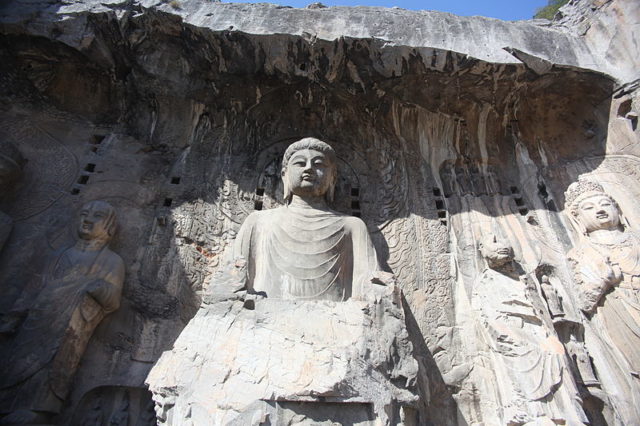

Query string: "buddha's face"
[[283, 149, 335, 199], [78, 202, 112, 241], [480, 234, 514, 268], [576, 194, 620, 233]]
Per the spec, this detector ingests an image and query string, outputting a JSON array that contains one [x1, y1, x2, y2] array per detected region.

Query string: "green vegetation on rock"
[[534, 0, 569, 20]]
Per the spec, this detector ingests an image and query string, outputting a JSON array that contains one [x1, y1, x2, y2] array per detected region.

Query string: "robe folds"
[[0, 245, 124, 414], [233, 204, 379, 301]]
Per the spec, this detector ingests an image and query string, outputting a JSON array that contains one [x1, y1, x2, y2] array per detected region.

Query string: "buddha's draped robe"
[[233, 204, 379, 301], [0, 245, 124, 414], [569, 232, 640, 376]]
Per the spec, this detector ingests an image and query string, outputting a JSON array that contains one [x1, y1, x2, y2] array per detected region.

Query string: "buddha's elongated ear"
[[282, 167, 292, 204], [325, 165, 337, 203]]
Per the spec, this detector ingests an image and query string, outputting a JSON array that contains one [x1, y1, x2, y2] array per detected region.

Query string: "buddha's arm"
[[348, 217, 381, 299], [568, 250, 621, 314], [86, 254, 125, 313]]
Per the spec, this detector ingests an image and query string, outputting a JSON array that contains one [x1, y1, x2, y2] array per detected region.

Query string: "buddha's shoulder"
[[240, 208, 283, 225], [342, 215, 369, 233]]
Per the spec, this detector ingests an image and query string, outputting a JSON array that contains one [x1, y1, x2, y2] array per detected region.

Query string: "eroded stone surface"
[[147, 291, 418, 425]]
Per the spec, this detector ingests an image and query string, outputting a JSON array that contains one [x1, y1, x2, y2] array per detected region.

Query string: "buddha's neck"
[[289, 194, 329, 211], [588, 227, 625, 244], [75, 238, 107, 252]]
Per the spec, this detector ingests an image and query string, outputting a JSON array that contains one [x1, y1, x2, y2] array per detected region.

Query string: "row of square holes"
[[163, 176, 181, 207], [71, 135, 104, 195]]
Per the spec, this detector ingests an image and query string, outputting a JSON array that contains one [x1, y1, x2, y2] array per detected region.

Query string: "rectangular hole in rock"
[[538, 183, 548, 198], [432, 187, 441, 197], [351, 200, 360, 210], [514, 197, 525, 206], [435, 200, 444, 210], [519, 208, 529, 216], [163, 198, 173, 207], [440, 219, 447, 226], [91, 135, 106, 144], [351, 187, 360, 197], [71, 188, 80, 195], [171, 177, 181, 185], [510, 186, 519, 194], [84, 163, 96, 173], [256, 187, 265, 196], [77, 175, 89, 185], [254, 200, 263, 210], [437, 210, 447, 219]]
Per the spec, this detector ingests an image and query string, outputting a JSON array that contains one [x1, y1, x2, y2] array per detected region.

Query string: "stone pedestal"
[[146, 287, 419, 425]]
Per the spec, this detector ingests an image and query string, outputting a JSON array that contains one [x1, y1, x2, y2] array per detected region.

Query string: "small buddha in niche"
[[232, 137, 380, 301], [0, 200, 124, 425]]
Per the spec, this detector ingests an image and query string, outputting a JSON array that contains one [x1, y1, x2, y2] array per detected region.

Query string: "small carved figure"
[[0, 141, 25, 252], [472, 233, 587, 425], [231, 137, 380, 301], [565, 179, 640, 380], [540, 274, 565, 319], [0, 201, 124, 425]]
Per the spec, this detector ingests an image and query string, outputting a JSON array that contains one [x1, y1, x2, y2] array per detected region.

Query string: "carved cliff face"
[[479, 234, 514, 269], [576, 194, 621, 233], [283, 149, 336, 200], [77, 202, 114, 241]]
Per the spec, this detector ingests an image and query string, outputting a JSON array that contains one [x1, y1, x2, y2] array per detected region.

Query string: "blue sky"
[[223, 0, 548, 21]]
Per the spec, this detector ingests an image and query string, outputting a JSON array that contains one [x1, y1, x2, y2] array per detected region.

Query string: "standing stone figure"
[[232, 136, 380, 301], [472, 233, 587, 425], [0, 201, 125, 425], [0, 141, 25, 252], [565, 179, 640, 382]]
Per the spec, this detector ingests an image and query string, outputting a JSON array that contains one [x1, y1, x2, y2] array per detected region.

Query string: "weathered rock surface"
[[147, 287, 418, 425]]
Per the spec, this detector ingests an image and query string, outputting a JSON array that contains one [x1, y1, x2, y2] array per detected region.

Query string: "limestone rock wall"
[[0, 0, 638, 424]]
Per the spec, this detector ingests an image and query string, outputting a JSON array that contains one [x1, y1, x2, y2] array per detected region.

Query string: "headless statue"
[[0, 201, 124, 425], [232, 137, 379, 301]]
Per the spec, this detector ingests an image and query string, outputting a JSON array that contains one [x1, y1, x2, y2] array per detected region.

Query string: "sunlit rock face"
[[0, 0, 639, 424]]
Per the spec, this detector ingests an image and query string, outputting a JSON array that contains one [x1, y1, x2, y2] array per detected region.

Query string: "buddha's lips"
[[596, 213, 609, 219]]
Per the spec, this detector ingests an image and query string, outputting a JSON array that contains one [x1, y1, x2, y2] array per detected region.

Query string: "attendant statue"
[[472, 233, 587, 425], [565, 179, 640, 380], [231, 137, 380, 301], [0, 141, 25, 252], [0, 201, 125, 425]]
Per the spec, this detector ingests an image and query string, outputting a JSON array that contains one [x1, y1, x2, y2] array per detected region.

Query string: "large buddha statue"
[[565, 179, 640, 381], [147, 139, 418, 425], [0, 200, 125, 425], [472, 232, 587, 425], [232, 137, 380, 301]]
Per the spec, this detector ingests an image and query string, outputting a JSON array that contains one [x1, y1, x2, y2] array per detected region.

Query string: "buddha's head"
[[281, 138, 337, 204], [479, 233, 514, 269], [565, 179, 622, 234], [77, 200, 117, 243]]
